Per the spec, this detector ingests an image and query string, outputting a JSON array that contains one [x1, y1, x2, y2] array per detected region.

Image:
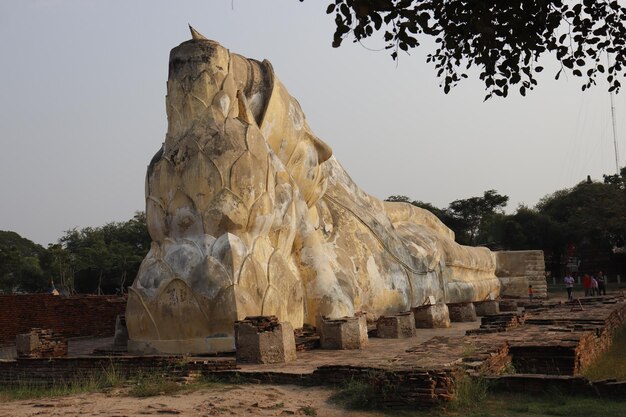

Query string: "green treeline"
[[2, 169, 626, 294], [0, 212, 149, 295]]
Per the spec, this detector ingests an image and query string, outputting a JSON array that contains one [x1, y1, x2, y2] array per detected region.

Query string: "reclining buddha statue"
[[126, 28, 501, 354]]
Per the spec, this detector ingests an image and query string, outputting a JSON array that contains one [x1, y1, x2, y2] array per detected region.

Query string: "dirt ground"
[[0, 384, 388, 417]]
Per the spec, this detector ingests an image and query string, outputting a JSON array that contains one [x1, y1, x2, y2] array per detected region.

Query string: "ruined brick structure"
[[0, 294, 126, 345]]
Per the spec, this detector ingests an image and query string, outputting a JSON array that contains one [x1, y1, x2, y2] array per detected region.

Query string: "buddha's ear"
[[306, 131, 333, 163], [236, 90, 256, 125]]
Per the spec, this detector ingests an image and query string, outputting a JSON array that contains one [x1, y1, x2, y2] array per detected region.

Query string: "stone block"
[[15, 333, 39, 355], [235, 316, 297, 364], [495, 250, 547, 299], [474, 300, 500, 316], [499, 300, 519, 312], [376, 312, 416, 338], [16, 328, 67, 358], [447, 302, 478, 322], [412, 304, 451, 328], [113, 315, 129, 347], [319, 315, 368, 349]]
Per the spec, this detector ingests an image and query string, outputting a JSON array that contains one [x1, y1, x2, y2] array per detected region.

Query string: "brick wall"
[[0, 294, 126, 345], [0, 356, 236, 387]]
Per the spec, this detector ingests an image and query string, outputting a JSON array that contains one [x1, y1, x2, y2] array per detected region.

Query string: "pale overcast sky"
[[1, 0, 625, 246]]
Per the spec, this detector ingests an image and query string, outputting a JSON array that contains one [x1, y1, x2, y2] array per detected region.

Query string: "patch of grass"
[[100, 361, 125, 388], [0, 376, 102, 402], [127, 372, 183, 398], [449, 374, 488, 411], [198, 371, 248, 388], [493, 393, 626, 417], [329, 379, 382, 410], [582, 325, 626, 381], [501, 361, 516, 375], [299, 405, 317, 416], [386, 391, 626, 417], [461, 343, 477, 357]]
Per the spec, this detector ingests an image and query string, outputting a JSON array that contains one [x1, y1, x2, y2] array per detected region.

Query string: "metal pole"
[[608, 52, 620, 174]]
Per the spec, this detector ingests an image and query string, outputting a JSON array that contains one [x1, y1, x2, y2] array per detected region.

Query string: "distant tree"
[[385, 194, 412, 203], [603, 166, 626, 187], [448, 190, 509, 245], [41, 243, 76, 294], [0, 231, 47, 292], [537, 180, 626, 250], [321, 0, 626, 98], [482, 205, 565, 251], [57, 212, 150, 294]]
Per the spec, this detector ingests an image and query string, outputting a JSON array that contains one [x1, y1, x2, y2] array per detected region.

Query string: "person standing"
[[528, 285, 533, 303], [564, 274, 575, 301], [590, 275, 599, 296], [596, 271, 607, 296], [583, 273, 591, 296]]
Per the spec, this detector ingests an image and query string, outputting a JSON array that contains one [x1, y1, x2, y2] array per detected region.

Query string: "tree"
[[447, 189, 509, 245], [57, 212, 150, 294], [603, 166, 626, 187], [42, 243, 76, 294], [0, 231, 47, 292], [537, 180, 626, 249], [321, 0, 626, 98], [481, 205, 565, 250]]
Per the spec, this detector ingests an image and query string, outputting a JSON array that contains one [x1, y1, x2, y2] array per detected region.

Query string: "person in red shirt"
[[528, 285, 533, 303], [582, 274, 591, 296]]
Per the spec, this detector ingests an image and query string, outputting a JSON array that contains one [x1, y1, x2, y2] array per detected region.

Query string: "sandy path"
[[0, 384, 388, 417]]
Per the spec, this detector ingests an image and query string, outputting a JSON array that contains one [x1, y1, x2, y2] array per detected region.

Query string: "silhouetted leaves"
[[319, 0, 626, 98]]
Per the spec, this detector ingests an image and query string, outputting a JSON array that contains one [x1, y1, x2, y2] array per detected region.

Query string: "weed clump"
[[450, 373, 489, 411]]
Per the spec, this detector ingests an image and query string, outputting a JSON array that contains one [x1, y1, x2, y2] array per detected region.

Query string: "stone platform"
[[224, 296, 626, 406], [1, 295, 624, 408]]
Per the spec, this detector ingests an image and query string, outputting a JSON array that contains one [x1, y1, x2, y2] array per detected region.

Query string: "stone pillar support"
[[319, 315, 368, 349], [234, 316, 297, 364], [447, 302, 478, 322], [376, 312, 416, 338], [412, 304, 451, 328], [473, 300, 500, 316]]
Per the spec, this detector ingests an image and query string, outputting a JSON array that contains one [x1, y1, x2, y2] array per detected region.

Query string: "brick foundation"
[[0, 356, 236, 387]]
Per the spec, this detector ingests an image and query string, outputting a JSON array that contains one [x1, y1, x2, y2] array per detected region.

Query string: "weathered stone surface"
[[499, 300, 519, 312], [126, 28, 543, 354], [113, 315, 128, 348], [448, 302, 478, 322], [319, 316, 368, 349], [496, 251, 547, 299], [15, 333, 38, 355], [412, 304, 451, 328], [235, 316, 296, 364], [376, 312, 416, 338], [474, 300, 500, 316]]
